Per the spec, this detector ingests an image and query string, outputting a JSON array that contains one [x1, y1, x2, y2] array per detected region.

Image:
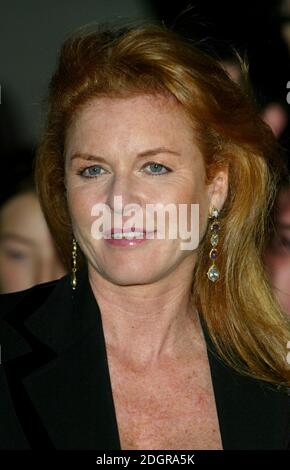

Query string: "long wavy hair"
[[34, 18, 290, 391]]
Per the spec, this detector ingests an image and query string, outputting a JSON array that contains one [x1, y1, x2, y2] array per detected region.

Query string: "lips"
[[103, 227, 154, 237]]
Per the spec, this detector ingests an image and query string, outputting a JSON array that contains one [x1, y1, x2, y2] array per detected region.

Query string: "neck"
[[87, 261, 203, 369]]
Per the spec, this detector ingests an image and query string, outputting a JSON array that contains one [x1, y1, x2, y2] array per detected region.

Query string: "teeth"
[[112, 231, 145, 239]]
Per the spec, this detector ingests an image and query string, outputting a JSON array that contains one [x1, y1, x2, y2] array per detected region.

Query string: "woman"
[[0, 176, 67, 294], [0, 20, 289, 450]]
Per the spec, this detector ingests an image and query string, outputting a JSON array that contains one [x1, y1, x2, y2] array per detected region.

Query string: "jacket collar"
[[3, 265, 289, 449]]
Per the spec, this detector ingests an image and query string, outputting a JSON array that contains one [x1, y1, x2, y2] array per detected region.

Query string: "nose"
[[106, 173, 144, 216], [105, 173, 147, 229]]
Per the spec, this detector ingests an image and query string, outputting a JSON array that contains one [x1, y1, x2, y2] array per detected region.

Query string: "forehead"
[[0, 193, 49, 241], [76, 92, 187, 117], [65, 93, 195, 147]]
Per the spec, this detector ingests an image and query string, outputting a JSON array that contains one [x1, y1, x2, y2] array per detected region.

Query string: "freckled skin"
[[64, 92, 228, 367], [65, 94, 213, 288], [107, 342, 222, 449], [65, 94, 227, 296], [64, 93, 228, 449]]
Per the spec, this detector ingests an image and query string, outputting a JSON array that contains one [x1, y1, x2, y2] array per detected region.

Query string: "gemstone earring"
[[207, 207, 220, 282], [71, 237, 78, 290]]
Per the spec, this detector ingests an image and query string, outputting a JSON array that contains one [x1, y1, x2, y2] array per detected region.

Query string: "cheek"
[[264, 252, 290, 285], [171, 182, 208, 238], [67, 184, 102, 231], [0, 256, 34, 293]]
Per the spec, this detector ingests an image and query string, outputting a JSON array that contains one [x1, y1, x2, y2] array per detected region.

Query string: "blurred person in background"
[[263, 177, 290, 316], [218, 48, 290, 318], [0, 174, 67, 293], [220, 53, 289, 140], [280, 0, 290, 54]]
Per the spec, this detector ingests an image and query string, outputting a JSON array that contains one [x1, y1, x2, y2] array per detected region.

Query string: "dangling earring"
[[207, 207, 220, 282], [71, 237, 78, 290]]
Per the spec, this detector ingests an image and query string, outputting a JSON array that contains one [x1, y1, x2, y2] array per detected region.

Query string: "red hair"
[[35, 19, 290, 390]]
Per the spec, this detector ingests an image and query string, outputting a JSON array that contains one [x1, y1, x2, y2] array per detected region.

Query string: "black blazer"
[[0, 265, 289, 450]]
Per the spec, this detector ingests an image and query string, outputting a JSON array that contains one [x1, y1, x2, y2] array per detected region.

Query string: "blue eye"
[[78, 165, 105, 178], [144, 162, 170, 175], [77, 162, 171, 178]]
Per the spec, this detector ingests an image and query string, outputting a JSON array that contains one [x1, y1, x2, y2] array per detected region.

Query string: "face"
[[0, 192, 67, 294], [263, 185, 290, 315], [65, 94, 228, 286]]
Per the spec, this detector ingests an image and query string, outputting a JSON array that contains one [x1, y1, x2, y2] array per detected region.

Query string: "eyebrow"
[[0, 233, 36, 247], [70, 147, 181, 162]]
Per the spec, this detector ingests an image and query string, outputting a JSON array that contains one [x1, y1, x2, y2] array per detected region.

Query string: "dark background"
[[1, 0, 289, 202]]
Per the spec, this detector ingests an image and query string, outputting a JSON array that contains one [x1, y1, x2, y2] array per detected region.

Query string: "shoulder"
[[0, 275, 72, 361], [0, 278, 62, 321], [0, 278, 70, 449]]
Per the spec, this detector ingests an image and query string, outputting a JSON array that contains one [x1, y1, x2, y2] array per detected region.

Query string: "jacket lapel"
[[4, 267, 121, 449], [2, 265, 289, 449], [200, 316, 290, 449]]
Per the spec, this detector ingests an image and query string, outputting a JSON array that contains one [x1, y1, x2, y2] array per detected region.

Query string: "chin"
[[102, 269, 157, 287]]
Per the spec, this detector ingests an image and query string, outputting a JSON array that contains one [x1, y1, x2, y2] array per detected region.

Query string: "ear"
[[207, 167, 229, 213]]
